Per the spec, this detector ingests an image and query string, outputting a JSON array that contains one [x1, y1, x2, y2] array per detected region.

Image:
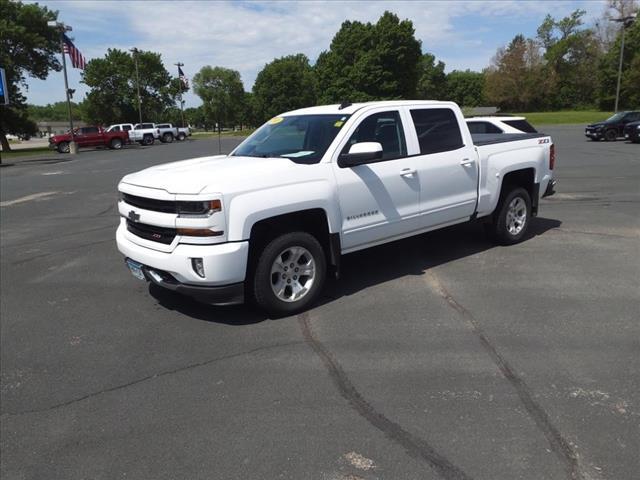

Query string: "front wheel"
[[604, 129, 617, 141], [489, 187, 532, 245], [110, 138, 123, 149], [162, 132, 174, 143], [142, 134, 154, 146], [57, 141, 70, 153], [177, 132, 186, 141], [252, 232, 326, 315]]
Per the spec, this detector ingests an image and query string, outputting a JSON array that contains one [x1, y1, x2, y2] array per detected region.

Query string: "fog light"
[[191, 258, 205, 278]]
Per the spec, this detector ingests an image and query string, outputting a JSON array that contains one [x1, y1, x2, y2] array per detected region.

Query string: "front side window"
[[342, 111, 406, 161], [111, 126, 121, 132], [411, 108, 464, 155], [232, 114, 350, 164], [467, 121, 503, 134]]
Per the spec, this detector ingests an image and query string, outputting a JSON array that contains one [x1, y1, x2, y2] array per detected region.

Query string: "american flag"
[[63, 34, 86, 70], [178, 65, 189, 88]]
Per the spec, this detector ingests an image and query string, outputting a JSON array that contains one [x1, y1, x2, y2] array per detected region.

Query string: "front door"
[[331, 109, 421, 251]]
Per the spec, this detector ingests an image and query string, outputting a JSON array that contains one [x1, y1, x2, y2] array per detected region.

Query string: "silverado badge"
[[128, 210, 140, 222]]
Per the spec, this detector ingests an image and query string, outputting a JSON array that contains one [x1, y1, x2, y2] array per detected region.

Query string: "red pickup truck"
[[49, 126, 130, 153]]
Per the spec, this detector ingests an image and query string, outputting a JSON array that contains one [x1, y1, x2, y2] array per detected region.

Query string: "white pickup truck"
[[107, 123, 161, 146], [116, 100, 556, 314], [155, 123, 190, 143]]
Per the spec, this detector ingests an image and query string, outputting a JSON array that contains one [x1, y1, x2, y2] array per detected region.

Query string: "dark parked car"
[[623, 121, 640, 143], [585, 111, 640, 141]]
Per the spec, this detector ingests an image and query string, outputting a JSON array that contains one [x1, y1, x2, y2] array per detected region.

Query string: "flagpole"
[[175, 62, 186, 128], [49, 21, 77, 154]]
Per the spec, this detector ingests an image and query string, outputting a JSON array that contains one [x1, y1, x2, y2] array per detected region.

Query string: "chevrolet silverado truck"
[[116, 100, 556, 315], [49, 126, 129, 153], [585, 111, 640, 141], [130, 123, 160, 145], [156, 123, 190, 143]]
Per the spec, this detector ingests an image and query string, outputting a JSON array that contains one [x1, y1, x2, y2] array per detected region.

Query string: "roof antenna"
[[338, 101, 351, 110]]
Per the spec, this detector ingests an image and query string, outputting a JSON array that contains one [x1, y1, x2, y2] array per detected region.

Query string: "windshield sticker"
[[268, 117, 284, 125], [281, 151, 315, 158]]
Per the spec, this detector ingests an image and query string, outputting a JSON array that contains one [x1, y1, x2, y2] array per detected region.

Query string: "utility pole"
[[611, 14, 637, 113], [130, 48, 143, 124], [174, 62, 186, 128], [48, 21, 77, 154]]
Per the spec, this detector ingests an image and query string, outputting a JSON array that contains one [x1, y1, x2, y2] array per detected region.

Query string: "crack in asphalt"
[[425, 271, 584, 480], [551, 227, 638, 240], [298, 312, 474, 480], [2, 224, 116, 250], [1, 341, 302, 417], [10, 239, 114, 265]]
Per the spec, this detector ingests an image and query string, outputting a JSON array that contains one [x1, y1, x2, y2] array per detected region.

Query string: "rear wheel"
[[252, 232, 326, 315], [162, 132, 174, 143], [57, 141, 70, 153], [109, 138, 123, 149], [604, 129, 617, 141], [488, 187, 531, 245]]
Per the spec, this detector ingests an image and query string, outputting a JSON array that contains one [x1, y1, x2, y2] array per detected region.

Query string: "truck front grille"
[[122, 193, 176, 213], [126, 220, 176, 244]]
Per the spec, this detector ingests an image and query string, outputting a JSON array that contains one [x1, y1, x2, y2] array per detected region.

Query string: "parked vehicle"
[[155, 123, 191, 143], [585, 111, 640, 141], [106, 123, 134, 136], [49, 126, 129, 153], [466, 116, 537, 134], [623, 121, 640, 143], [129, 123, 160, 146], [116, 100, 556, 314]]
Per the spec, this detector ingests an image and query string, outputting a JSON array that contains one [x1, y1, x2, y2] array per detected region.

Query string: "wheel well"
[[247, 209, 339, 273], [500, 168, 537, 215]]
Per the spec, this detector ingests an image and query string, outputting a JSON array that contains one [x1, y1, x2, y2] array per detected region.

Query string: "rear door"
[[331, 108, 421, 251], [80, 126, 101, 146], [408, 107, 478, 227]]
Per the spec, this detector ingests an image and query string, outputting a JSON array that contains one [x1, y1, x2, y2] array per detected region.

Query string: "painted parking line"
[[0, 191, 61, 207]]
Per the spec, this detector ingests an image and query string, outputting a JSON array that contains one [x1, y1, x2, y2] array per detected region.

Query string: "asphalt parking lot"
[[1, 128, 638, 480]]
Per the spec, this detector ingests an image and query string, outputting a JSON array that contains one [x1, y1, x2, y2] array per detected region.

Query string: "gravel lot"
[[1, 127, 638, 480]]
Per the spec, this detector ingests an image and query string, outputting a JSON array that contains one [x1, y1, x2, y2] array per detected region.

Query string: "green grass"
[[1, 146, 52, 159], [513, 111, 614, 125]]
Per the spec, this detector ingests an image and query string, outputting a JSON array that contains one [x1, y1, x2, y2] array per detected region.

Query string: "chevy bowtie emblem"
[[128, 210, 140, 222]]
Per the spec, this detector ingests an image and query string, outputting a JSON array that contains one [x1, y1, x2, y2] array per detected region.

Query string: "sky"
[[25, 0, 608, 108]]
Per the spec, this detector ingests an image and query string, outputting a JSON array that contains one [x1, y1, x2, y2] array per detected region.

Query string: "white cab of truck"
[[116, 100, 556, 314]]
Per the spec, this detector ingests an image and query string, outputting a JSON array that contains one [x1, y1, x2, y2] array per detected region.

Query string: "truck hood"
[[120, 155, 319, 195], [587, 122, 607, 128]]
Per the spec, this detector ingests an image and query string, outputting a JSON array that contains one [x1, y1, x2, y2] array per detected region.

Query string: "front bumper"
[[116, 223, 249, 304], [585, 129, 602, 139]]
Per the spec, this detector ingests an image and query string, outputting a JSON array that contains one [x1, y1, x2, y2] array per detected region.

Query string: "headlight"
[[176, 199, 222, 217], [636, 125, 640, 130]]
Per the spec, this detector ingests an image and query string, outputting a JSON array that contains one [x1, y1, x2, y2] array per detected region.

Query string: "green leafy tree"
[[253, 54, 316, 123], [416, 53, 447, 100], [81, 48, 172, 125], [238, 92, 259, 128], [315, 11, 422, 103], [192, 66, 244, 131], [0, 0, 61, 152], [27, 101, 83, 122], [445, 70, 485, 107], [597, 16, 640, 109]]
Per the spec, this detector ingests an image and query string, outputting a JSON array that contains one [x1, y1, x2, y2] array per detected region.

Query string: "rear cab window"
[[410, 108, 464, 154], [503, 119, 537, 133], [467, 121, 503, 134]]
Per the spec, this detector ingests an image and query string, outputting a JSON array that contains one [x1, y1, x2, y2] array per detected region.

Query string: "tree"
[[253, 54, 316, 123], [81, 49, 173, 125], [484, 34, 551, 111], [416, 53, 447, 100], [192, 66, 244, 131], [445, 70, 485, 107], [27, 101, 83, 122], [0, 0, 61, 152], [315, 11, 422, 103]]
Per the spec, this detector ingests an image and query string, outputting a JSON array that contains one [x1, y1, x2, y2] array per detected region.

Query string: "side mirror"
[[338, 142, 383, 168]]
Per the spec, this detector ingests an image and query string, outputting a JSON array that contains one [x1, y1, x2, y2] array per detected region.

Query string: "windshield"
[[232, 114, 350, 163], [605, 113, 625, 123]]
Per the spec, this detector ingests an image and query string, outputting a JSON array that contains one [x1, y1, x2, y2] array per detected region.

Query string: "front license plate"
[[126, 259, 146, 280]]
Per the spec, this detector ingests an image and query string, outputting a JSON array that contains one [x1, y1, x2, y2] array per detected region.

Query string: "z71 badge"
[[538, 138, 550, 144]]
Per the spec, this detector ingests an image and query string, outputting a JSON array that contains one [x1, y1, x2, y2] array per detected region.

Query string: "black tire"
[[109, 138, 123, 150], [252, 232, 326, 315], [604, 129, 617, 141], [489, 187, 532, 245], [142, 134, 154, 146], [590, 137, 600, 141], [162, 132, 174, 143], [57, 141, 70, 154], [177, 132, 186, 141]]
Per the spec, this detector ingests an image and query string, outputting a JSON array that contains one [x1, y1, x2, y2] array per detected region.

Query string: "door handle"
[[400, 168, 417, 177], [460, 158, 475, 166]]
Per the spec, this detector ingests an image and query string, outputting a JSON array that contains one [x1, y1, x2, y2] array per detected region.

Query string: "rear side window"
[[136, 123, 154, 130], [503, 119, 537, 133], [157, 124, 170, 128], [111, 126, 121, 132], [81, 127, 99, 134], [123, 125, 132, 131], [467, 121, 503, 134], [342, 111, 406, 161], [410, 108, 464, 154]]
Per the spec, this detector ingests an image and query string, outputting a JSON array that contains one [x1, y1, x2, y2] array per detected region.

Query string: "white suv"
[[466, 116, 537, 134]]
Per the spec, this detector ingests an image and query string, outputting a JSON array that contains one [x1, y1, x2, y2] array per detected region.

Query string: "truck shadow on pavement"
[[149, 217, 561, 324]]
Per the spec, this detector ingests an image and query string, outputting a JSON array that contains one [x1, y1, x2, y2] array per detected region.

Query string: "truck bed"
[[471, 132, 548, 146]]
